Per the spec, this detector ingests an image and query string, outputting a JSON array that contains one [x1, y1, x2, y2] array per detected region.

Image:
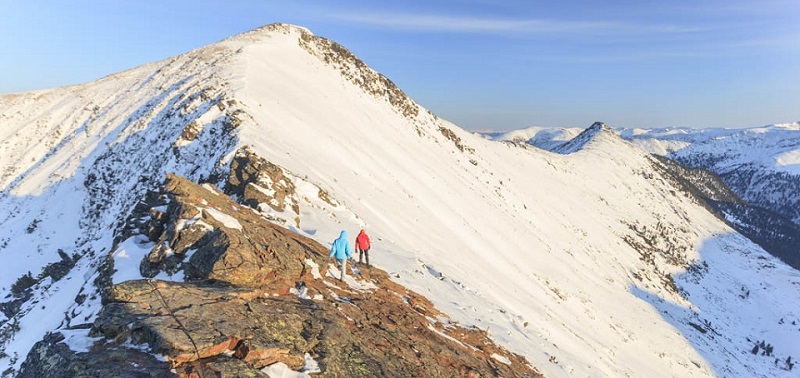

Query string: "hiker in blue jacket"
[[329, 230, 353, 281]]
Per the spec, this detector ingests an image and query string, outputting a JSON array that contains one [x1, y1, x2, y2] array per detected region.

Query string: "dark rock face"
[[21, 173, 541, 378], [225, 148, 300, 216]]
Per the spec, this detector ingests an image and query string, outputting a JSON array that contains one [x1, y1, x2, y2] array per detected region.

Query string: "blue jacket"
[[329, 231, 352, 260]]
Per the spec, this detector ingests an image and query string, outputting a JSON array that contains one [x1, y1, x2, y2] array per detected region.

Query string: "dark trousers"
[[358, 247, 370, 266]]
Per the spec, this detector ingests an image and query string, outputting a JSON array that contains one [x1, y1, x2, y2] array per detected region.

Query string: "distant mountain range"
[[485, 123, 800, 270], [1, 24, 798, 377]]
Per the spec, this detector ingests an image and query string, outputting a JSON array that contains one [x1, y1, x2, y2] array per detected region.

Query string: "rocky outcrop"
[[439, 126, 475, 154], [19, 174, 540, 377], [225, 148, 300, 216]]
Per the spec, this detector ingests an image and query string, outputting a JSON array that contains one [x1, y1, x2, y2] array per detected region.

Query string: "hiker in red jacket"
[[355, 229, 371, 267]]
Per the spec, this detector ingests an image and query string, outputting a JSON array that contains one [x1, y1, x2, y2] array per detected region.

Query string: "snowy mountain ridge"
[[1, 24, 799, 377], [486, 123, 800, 270], [486, 123, 800, 225], [624, 125, 800, 225]]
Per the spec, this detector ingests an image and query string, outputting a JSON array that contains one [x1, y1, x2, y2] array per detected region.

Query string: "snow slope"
[[1, 24, 798, 377]]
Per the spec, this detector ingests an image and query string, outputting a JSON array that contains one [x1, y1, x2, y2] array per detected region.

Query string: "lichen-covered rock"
[[17, 331, 174, 378]]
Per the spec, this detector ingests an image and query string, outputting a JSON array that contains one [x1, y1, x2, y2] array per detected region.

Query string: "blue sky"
[[1, 1, 798, 130]]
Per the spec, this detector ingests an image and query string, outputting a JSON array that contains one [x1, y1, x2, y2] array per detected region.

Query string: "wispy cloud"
[[322, 7, 799, 66], [330, 12, 707, 36]]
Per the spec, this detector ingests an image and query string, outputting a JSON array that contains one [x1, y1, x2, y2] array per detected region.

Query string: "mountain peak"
[[224, 23, 314, 43], [553, 121, 619, 153], [221, 23, 422, 119], [589, 121, 612, 131]]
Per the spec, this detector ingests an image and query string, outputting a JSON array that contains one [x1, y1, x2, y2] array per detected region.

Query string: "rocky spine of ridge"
[[18, 173, 540, 378]]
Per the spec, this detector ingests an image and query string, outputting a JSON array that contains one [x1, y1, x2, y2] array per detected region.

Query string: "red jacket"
[[355, 230, 371, 251]]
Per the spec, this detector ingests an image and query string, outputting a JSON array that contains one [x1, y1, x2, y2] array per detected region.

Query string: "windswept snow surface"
[[1, 24, 798, 377]]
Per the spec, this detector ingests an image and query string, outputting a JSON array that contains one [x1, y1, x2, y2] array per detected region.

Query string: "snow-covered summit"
[[227, 22, 314, 41], [551, 121, 622, 154], [1, 24, 799, 378]]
